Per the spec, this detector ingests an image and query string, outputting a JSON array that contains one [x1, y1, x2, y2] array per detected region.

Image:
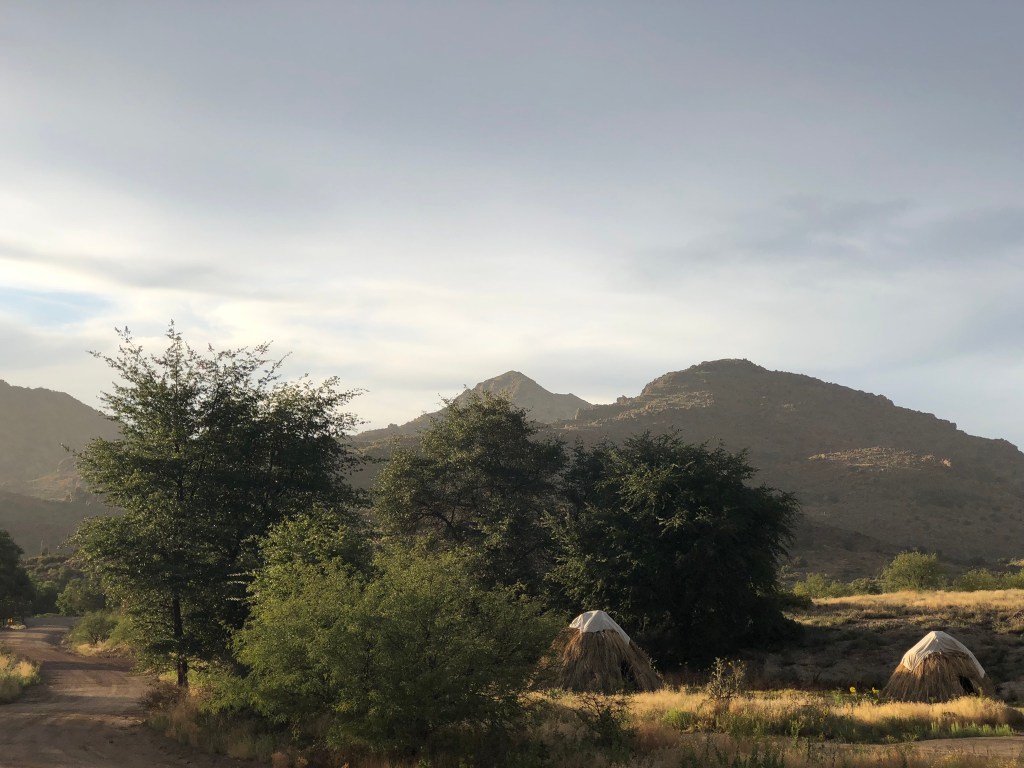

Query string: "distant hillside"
[[0, 380, 119, 550], [356, 371, 591, 440], [554, 359, 1024, 575], [355, 360, 1024, 578], [0, 380, 118, 500], [0, 489, 102, 556]]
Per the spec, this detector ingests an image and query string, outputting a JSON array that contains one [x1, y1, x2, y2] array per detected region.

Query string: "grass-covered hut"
[[540, 610, 662, 693], [882, 630, 994, 702]]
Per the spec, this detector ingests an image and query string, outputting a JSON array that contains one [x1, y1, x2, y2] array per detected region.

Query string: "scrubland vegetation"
[[5, 327, 1024, 766]]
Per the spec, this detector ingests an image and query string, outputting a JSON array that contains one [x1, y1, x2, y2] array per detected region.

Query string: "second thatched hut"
[[882, 630, 994, 702], [539, 610, 662, 693]]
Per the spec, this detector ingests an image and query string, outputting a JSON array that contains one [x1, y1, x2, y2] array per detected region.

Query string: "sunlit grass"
[[625, 687, 1022, 743], [0, 648, 41, 703]]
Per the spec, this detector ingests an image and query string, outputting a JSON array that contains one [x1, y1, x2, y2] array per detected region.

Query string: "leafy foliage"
[[55, 577, 106, 615], [879, 551, 946, 592], [373, 392, 565, 592], [72, 325, 364, 685], [548, 432, 799, 667], [229, 545, 561, 757], [67, 610, 120, 645], [0, 529, 33, 619], [22, 553, 88, 614]]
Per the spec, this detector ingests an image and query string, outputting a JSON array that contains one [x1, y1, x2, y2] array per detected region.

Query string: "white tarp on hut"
[[569, 610, 630, 643], [899, 630, 985, 677]]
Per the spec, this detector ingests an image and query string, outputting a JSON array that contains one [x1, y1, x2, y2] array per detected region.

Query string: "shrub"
[[792, 573, 858, 598], [228, 545, 562, 758], [879, 552, 946, 592], [67, 610, 120, 645]]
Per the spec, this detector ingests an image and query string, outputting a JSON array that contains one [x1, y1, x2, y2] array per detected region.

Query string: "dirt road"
[[0, 617, 237, 768]]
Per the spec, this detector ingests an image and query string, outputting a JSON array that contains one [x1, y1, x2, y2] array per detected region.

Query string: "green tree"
[[373, 392, 565, 592], [0, 529, 33, 620], [229, 545, 560, 758], [55, 577, 106, 615], [879, 551, 946, 592], [73, 325, 364, 686], [548, 432, 799, 667]]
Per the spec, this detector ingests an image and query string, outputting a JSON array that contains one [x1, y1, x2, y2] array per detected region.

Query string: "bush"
[[792, 573, 858, 598], [228, 545, 562, 758], [879, 552, 946, 592], [67, 610, 120, 645], [952, 567, 1024, 592]]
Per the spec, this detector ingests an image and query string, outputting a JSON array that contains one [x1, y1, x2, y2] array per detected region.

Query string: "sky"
[[2, 2, 1023, 448]]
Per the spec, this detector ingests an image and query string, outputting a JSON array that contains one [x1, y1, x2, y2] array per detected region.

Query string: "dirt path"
[[0, 617, 239, 768]]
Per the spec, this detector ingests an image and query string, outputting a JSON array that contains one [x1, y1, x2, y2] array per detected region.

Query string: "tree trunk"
[[172, 593, 188, 688]]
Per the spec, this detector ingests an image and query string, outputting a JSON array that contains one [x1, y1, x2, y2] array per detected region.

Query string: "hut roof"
[[569, 610, 630, 642], [899, 630, 985, 677]]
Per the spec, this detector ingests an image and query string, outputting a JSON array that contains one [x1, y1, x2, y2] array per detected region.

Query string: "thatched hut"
[[538, 610, 662, 693], [882, 630, 994, 702]]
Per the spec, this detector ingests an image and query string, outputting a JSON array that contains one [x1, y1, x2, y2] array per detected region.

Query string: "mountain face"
[[0, 380, 118, 500], [0, 380, 118, 552], [356, 371, 591, 440], [554, 360, 1024, 575]]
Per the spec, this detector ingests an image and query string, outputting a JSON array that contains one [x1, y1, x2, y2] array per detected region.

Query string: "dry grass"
[[525, 689, 1024, 768], [766, 589, 1024, 696], [0, 648, 40, 703], [145, 683, 279, 761], [629, 687, 1023, 734], [816, 590, 1024, 613]]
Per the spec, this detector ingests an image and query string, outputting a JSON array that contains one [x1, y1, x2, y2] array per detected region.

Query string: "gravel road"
[[0, 617, 238, 768]]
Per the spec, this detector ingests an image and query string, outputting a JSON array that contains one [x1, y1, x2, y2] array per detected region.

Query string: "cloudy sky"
[[2, 2, 1023, 447]]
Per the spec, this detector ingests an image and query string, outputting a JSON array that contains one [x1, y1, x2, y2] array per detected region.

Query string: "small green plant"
[[705, 657, 748, 703]]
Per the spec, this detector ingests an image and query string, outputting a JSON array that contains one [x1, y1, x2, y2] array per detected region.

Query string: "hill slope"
[[0, 380, 118, 550], [0, 380, 118, 500], [555, 359, 1024, 574], [357, 371, 591, 440]]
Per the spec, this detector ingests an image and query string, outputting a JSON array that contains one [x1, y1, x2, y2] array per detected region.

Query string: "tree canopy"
[[373, 391, 565, 593], [73, 325, 364, 685], [0, 529, 33, 619], [548, 432, 799, 667]]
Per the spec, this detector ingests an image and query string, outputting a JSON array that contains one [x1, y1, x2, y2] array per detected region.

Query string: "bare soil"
[[0, 617, 238, 768]]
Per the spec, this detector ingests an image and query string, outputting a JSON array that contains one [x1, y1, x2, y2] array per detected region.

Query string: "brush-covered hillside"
[[356, 360, 1024, 577], [0, 379, 118, 551]]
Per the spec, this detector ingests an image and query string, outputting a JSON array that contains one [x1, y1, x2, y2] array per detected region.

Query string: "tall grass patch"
[[644, 688, 1022, 743], [0, 648, 40, 703]]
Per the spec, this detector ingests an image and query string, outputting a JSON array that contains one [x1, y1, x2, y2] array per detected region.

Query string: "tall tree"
[[0, 529, 33, 620], [548, 432, 799, 667], [373, 392, 565, 592], [73, 325, 363, 686]]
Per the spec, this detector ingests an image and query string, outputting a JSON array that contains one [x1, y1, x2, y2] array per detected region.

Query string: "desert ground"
[[0, 617, 237, 768]]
